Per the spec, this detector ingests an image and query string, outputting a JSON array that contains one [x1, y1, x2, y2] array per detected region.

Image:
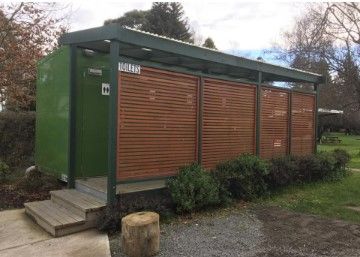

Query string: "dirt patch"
[[110, 205, 360, 257], [254, 206, 360, 257]]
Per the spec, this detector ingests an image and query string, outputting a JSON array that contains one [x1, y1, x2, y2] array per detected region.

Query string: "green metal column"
[[68, 45, 77, 188], [288, 91, 293, 155], [197, 77, 204, 164], [107, 40, 120, 205], [314, 83, 319, 154], [255, 71, 262, 156]]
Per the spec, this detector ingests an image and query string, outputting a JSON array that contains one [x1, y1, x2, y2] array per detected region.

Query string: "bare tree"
[[273, 3, 360, 131], [320, 3, 360, 45]]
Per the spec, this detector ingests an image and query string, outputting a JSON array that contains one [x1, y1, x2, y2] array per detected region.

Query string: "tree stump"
[[121, 211, 160, 257]]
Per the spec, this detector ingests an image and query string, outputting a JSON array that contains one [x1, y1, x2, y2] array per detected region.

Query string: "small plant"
[[167, 163, 220, 213], [0, 160, 10, 182], [332, 148, 351, 170], [213, 154, 269, 201]]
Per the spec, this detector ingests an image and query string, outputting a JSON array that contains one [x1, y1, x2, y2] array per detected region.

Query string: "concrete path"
[[0, 209, 111, 257]]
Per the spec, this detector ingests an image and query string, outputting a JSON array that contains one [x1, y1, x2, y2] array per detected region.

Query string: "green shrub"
[[332, 148, 351, 170], [294, 151, 348, 182], [267, 151, 347, 189], [167, 164, 220, 213], [0, 111, 35, 167], [213, 154, 269, 201], [267, 155, 298, 189], [295, 154, 322, 182], [0, 160, 10, 182], [315, 152, 337, 180]]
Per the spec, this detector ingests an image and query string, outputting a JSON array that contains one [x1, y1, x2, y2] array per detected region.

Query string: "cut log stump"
[[121, 211, 160, 257]]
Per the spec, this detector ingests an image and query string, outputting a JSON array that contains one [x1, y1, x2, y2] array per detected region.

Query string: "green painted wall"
[[35, 46, 70, 177], [36, 47, 110, 179]]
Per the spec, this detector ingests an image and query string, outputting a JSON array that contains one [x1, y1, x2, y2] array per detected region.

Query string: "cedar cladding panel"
[[202, 78, 256, 170], [260, 88, 289, 158], [291, 93, 316, 156], [117, 67, 198, 180]]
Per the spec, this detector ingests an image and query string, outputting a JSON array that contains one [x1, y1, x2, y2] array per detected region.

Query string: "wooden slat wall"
[[117, 67, 198, 180], [291, 92, 316, 156], [260, 88, 289, 158], [202, 78, 256, 170]]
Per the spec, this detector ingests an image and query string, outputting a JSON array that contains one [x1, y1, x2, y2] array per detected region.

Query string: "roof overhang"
[[59, 24, 325, 84]]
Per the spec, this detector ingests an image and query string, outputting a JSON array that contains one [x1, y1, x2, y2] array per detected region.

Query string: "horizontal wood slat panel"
[[202, 78, 256, 170], [117, 67, 198, 180], [260, 88, 289, 159], [291, 93, 315, 156]]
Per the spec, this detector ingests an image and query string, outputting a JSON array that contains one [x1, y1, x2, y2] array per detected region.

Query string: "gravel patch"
[[110, 206, 360, 257], [157, 211, 264, 257]]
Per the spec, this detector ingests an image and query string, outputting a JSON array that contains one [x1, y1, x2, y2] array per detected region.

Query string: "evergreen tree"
[[202, 37, 217, 49], [105, 2, 193, 42], [104, 10, 147, 30]]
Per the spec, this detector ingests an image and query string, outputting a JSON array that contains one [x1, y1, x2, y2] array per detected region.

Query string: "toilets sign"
[[118, 62, 141, 74]]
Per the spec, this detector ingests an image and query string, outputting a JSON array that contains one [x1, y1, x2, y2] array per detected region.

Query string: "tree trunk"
[[121, 211, 160, 257]]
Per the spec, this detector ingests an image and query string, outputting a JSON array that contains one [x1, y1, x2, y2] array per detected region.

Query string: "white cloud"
[[183, 2, 306, 50], [68, 2, 151, 31], [66, 2, 306, 51]]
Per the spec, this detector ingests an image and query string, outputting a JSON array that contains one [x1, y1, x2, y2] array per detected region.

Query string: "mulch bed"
[[0, 179, 64, 211]]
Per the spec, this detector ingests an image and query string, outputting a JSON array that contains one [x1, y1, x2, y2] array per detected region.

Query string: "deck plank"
[[60, 190, 99, 209], [62, 189, 105, 208], [51, 189, 106, 211], [70, 189, 106, 206], [39, 201, 80, 226], [76, 177, 167, 195], [25, 202, 62, 228]]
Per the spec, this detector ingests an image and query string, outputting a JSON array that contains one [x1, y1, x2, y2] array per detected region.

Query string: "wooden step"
[[51, 189, 106, 219], [25, 200, 89, 237]]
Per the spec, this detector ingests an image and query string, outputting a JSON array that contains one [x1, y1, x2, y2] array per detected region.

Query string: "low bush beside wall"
[[167, 164, 220, 213], [268, 149, 350, 188], [213, 154, 269, 201], [0, 111, 35, 168], [167, 149, 351, 213]]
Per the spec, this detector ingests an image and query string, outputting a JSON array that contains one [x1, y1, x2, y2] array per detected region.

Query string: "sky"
[[67, 2, 307, 62]]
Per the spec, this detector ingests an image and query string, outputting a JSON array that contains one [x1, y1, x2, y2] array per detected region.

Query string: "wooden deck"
[[25, 179, 167, 237], [75, 177, 167, 201]]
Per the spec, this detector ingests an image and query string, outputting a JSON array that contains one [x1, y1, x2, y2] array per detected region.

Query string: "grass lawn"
[[264, 172, 360, 223], [318, 132, 360, 169]]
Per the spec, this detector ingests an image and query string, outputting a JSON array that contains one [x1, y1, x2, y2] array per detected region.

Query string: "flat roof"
[[59, 24, 324, 84]]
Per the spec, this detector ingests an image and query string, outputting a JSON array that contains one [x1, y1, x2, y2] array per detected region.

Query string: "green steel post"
[[68, 45, 77, 188], [255, 72, 262, 156], [288, 91, 292, 155], [197, 77, 204, 164], [107, 40, 120, 205], [314, 83, 319, 154]]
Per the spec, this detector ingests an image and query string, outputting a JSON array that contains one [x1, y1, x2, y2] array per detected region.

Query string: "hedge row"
[[0, 111, 35, 167], [167, 149, 351, 213]]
